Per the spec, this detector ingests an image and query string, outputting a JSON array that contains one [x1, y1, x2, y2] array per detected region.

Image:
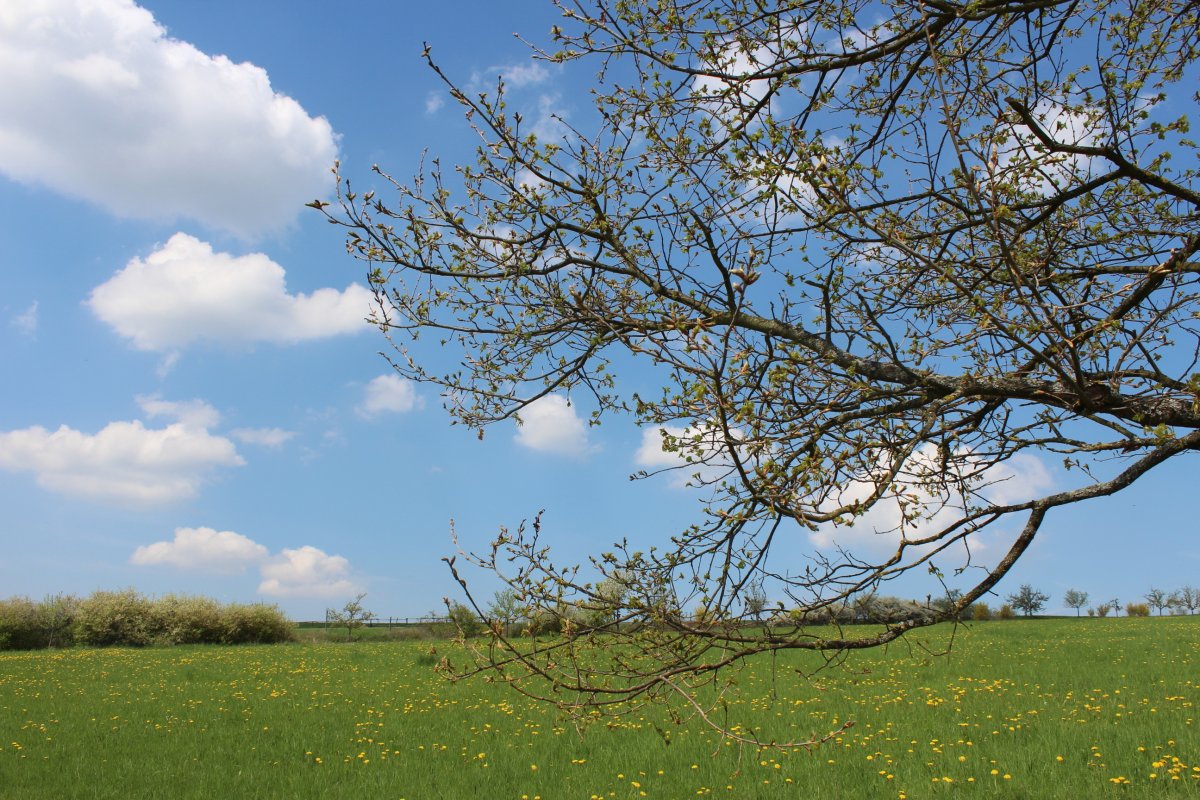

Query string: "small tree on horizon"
[[1006, 585, 1050, 617], [1144, 588, 1171, 616], [1063, 589, 1089, 617], [1172, 587, 1199, 615], [327, 593, 374, 642], [486, 588, 526, 636]]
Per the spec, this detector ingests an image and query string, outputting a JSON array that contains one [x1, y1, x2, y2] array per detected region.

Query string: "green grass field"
[[1, 617, 1196, 798]]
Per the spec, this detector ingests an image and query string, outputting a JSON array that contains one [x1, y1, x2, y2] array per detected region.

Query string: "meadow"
[[0, 617, 1196, 799]]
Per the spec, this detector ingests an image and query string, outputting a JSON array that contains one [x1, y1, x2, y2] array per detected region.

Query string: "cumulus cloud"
[[469, 60, 552, 93], [230, 427, 295, 448], [0, 399, 243, 505], [131, 526, 268, 573], [495, 61, 550, 88], [132, 529, 361, 599], [634, 423, 741, 487], [9, 301, 38, 338], [0, 0, 338, 236], [137, 394, 220, 429], [808, 448, 1055, 556], [513, 394, 594, 457], [87, 233, 372, 351], [258, 545, 359, 598], [357, 374, 423, 418]]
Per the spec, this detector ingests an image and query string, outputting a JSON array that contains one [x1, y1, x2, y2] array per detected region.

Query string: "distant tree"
[[1109, 598, 1122, 617], [997, 604, 1016, 621], [446, 600, 485, 638], [1144, 588, 1171, 616], [584, 574, 630, 629], [743, 583, 768, 623], [1006, 585, 1050, 617], [1095, 602, 1112, 618], [1063, 589, 1089, 617], [971, 603, 992, 621], [327, 593, 374, 642], [486, 588, 526, 636], [1171, 586, 1199, 615], [36, 593, 79, 648]]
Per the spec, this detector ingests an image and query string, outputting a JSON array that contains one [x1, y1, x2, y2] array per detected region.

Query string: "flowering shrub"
[[0, 590, 292, 649]]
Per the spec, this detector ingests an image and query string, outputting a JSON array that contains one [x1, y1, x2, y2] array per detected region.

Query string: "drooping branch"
[[321, 0, 1200, 745]]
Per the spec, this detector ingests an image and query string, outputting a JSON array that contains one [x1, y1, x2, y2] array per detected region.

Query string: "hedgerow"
[[0, 590, 293, 650]]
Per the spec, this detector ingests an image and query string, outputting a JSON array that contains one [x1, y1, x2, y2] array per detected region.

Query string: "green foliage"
[[446, 601, 485, 638], [37, 593, 79, 648], [155, 594, 225, 645], [220, 602, 294, 644], [75, 589, 158, 647], [1125, 602, 1151, 618], [0, 591, 292, 650], [0, 596, 43, 650], [485, 588, 527, 635]]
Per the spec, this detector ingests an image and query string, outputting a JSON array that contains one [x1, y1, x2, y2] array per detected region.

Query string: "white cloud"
[[131, 526, 268, 573], [0, 402, 243, 505], [514, 394, 594, 457], [230, 427, 296, 448], [9, 301, 38, 338], [635, 425, 693, 471], [808, 447, 1055, 556], [496, 61, 549, 88], [357, 374, 423, 418], [137, 394, 220, 429], [692, 42, 777, 123], [258, 545, 359, 598], [87, 233, 372, 351], [634, 423, 741, 487], [0, 0, 338, 237], [997, 99, 1101, 195], [531, 94, 570, 143], [425, 91, 444, 114], [469, 60, 552, 94]]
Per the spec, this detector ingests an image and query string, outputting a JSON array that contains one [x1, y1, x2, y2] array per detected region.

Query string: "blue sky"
[[0, 0, 1194, 621]]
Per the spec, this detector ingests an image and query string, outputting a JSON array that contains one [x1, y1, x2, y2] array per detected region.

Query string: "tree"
[[1172, 586, 1200, 615], [320, 0, 1200, 745], [743, 582, 768, 622], [1144, 588, 1171, 616], [327, 593, 375, 642], [1006, 584, 1050, 617], [446, 600, 486, 638], [1063, 589, 1089, 617], [486, 588, 527, 635]]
